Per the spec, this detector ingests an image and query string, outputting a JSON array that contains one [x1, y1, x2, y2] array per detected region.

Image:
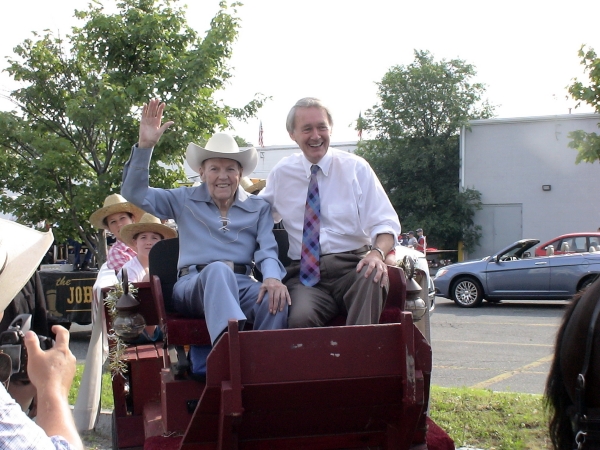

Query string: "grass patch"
[[430, 385, 551, 449], [69, 364, 114, 410]]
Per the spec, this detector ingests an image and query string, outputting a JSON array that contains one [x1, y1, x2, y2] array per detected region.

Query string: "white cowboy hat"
[[89, 194, 146, 230], [186, 133, 258, 177], [119, 213, 178, 249], [0, 219, 54, 311]]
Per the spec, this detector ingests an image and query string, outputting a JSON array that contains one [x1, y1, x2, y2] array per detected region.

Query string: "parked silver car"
[[434, 239, 600, 307]]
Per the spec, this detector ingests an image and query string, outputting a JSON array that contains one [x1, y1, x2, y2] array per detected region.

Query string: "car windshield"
[[498, 241, 537, 259]]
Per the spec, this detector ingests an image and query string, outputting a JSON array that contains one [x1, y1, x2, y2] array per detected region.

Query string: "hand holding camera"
[[0, 314, 54, 387], [25, 323, 76, 399]]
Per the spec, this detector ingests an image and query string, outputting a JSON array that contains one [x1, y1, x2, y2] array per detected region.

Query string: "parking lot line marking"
[[436, 322, 557, 327], [469, 354, 554, 389], [434, 365, 549, 375], [436, 339, 553, 348]]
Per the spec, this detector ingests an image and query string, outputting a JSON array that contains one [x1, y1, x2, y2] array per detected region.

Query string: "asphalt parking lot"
[[430, 296, 567, 394]]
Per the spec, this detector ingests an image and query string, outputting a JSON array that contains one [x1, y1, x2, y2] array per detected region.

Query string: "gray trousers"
[[285, 251, 388, 328], [173, 261, 288, 343]]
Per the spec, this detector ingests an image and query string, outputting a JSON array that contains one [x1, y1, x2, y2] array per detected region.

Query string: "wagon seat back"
[[149, 229, 406, 349]]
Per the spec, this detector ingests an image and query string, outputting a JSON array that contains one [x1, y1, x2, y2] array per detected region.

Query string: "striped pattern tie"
[[300, 165, 321, 287]]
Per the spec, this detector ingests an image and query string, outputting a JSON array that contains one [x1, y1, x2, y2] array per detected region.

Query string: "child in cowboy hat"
[[0, 218, 82, 449], [118, 213, 178, 283], [89, 193, 145, 272]]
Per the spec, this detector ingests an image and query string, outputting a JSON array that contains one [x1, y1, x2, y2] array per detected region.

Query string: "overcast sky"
[[2, 0, 600, 146]]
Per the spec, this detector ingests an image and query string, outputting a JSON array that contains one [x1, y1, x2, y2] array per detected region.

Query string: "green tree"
[[0, 0, 265, 263], [357, 50, 494, 252], [567, 45, 600, 164], [234, 135, 253, 147]]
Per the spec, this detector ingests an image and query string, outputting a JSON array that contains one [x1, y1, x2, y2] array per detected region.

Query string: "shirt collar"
[[301, 149, 332, 177], [190, 182, 259, 212]]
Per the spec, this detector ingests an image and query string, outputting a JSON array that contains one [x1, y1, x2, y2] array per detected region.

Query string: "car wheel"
[[452, 277, 483, 308], [579, 276, 598, 292]]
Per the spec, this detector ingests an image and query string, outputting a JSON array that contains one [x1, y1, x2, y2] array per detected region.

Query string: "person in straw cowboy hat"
[[118, 213, 178, 283], [121, 98, 289, 345], [0, 218, 83, 449], [89, 193, 145, 272], [240, 177, 266, 195]]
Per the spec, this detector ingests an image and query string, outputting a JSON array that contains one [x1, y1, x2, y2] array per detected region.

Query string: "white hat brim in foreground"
[[0, 219, 54, 311]]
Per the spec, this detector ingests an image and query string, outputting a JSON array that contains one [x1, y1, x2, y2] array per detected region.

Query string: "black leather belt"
[[293, 245, 370, 262], [178, 263, 248, 278]]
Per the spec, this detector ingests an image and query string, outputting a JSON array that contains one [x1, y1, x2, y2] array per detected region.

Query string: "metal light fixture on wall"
[[113, 269, 146, 341], [542, 185, 551, 191]]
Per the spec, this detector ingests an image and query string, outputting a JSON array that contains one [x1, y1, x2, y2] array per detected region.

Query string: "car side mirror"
[[523, 252, 531, 258]]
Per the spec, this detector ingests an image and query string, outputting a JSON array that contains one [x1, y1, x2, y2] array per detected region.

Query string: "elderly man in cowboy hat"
[[90, 193, 146, 272], [0, 219, 83, 449], [121, 99, 289, 344]]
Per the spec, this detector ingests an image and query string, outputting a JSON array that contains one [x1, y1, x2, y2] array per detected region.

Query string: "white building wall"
[[462, 113, 600, 259]]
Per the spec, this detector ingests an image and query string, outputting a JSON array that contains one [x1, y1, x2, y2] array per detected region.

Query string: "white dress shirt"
[[118, 256, 146, 283], [260, 148, 400, 260]]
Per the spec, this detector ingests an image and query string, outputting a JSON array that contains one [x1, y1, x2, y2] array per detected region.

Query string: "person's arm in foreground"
[[25, 325, 83, 449]]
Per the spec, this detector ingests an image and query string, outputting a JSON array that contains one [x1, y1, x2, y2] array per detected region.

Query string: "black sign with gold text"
[[39, 271, 96, 325]]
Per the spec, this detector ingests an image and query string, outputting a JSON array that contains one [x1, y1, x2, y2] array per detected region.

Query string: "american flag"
[[259, 121, 264, 147]]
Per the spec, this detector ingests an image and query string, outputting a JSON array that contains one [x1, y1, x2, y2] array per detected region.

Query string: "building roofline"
[[243, 141, 358, 150], [468, 113, 600, 126]]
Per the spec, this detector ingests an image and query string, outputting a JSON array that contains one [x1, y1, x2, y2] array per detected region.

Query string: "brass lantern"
[[401, 255, 427, 322]]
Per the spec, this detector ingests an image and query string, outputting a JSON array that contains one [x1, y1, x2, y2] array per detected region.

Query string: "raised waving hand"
[[138, 98, 174, 149]]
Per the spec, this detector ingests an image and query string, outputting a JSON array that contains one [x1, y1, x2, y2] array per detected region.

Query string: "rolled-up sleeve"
[[357, 163, 400, 247]]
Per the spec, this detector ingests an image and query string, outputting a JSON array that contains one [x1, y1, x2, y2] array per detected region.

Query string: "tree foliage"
[[0, 0, 265, 262], [357, 50, 494, 252], [567, 45, 600, 164]]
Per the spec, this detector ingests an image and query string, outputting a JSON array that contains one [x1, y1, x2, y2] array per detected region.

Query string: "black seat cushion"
[[149, 238, 179, 312]]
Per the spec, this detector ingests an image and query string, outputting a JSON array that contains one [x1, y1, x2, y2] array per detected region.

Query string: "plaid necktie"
[[300, 165, 321, 287]]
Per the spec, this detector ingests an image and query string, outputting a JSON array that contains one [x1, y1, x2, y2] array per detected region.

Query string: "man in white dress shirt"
[[260, 97, 401, 328]]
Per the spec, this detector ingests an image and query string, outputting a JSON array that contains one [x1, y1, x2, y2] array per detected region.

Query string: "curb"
[[72, 407, 113, 438], [95, 409, 113, 437]]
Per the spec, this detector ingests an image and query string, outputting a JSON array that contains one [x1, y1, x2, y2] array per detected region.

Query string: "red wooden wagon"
[[104, 237, 452, 450]]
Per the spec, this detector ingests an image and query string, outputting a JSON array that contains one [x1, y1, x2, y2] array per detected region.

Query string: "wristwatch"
[[371, 247, 386, 260]]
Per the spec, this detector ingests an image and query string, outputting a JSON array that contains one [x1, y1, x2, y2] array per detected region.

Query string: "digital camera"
[[0, 314, 54, 383]]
